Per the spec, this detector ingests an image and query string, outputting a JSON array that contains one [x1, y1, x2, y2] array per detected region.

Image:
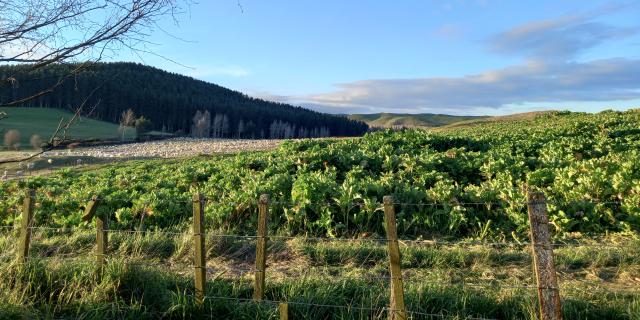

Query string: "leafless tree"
[[190, 110, 202, 137], [0, 0, 185, 163], [236, 119, 245, 138], [212, 113, 222, 138], [119, 108, 136, 140], [1, 0, 183, 105], [211, 113, 230, 138], [29, 134, 43, 150], [3, 129, 21, 150], [221, 114, 229, 138], [191, 110, 211, 138]]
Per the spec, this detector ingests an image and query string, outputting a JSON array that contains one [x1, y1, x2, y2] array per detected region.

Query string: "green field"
[[0, 107, 135, 148], [346, 112, 554, 130], [0, 229, 637, 319], [348, 112, 486, 128], [438, 111, 550, 130], [0, 109, 639, 319], [3, 109, 638, 237]]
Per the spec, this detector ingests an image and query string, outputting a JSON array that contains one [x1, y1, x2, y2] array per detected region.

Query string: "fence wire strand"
[[0, 188, 637, 319], [202, 294, 499, 320], [0, 225, 633, 249]]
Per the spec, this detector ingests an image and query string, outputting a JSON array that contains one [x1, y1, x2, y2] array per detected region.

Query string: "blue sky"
[[119, 0, 640, 115]]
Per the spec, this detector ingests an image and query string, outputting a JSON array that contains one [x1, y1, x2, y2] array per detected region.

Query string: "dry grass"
[[1, 228, 637, 319]]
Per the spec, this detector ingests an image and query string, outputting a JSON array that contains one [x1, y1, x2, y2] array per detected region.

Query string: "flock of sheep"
[[43, 138, 284, 158], [1, 138, 285, 180]]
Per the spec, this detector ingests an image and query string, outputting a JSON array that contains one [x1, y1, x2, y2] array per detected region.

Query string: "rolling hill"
[[0, 107, 135, 147], [0, 63, 368, 139], [438, 111, 551, 129], [348, 113, 487, 128]]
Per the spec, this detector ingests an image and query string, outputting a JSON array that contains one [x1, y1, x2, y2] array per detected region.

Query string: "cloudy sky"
[[124, 0, 640, 115]]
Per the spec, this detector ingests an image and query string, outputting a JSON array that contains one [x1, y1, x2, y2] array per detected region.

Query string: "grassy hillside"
[[439, 111, 550, 130], [0, 107, 134, 147], [348, 113, 486, 128]]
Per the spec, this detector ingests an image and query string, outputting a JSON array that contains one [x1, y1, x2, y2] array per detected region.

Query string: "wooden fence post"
[[82, 196, 101, 222], [527, 191, 562, 320], [193, 193, 206, 306], [383, 196, 406, 320], [18, 189, 35, 263], [83, 196, 106, 272], [253, 194, 270, 300], [278, 302, 289, 320]]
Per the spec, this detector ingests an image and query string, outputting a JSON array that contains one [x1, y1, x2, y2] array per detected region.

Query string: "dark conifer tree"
[[0, 62, 369, 138]]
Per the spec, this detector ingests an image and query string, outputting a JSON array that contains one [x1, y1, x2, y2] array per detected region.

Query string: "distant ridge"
[[439, 111, 551, 129], [348, 113, 487, 128]]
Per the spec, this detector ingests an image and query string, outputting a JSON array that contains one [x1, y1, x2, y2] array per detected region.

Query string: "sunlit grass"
[[0, 229, 637, 319]]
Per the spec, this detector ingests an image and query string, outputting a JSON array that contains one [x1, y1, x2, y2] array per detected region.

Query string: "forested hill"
[[0, 62, 368, 138]]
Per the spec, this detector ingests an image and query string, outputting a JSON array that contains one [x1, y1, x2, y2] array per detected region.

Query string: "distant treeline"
[[0, 62, 368, 138]]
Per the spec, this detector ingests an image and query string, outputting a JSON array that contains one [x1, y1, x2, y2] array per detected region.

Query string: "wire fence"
[[0, 190, 638, 319], [200, 294, 501, 320], [0, 159, 635, 208], [0, 193, 634, 211], [0, 223, 635, 250], [0, 194, 618, 204]]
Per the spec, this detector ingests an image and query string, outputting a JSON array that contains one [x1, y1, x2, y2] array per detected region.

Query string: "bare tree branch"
[[0, 0, 184, 106], [0, 0, 186, 163]]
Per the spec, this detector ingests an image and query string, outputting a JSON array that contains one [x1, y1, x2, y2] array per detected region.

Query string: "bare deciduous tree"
[[119, 108, 136, 140], [236, 119, 245, 138], [221, 114, 229, 138], [3, 129, 21, 150], [30, 134, 43, 150], [212, 113, 222, 138], [0, 0, 185, 163], [191, 110, 211, 138], [1, 1, 182, 102]]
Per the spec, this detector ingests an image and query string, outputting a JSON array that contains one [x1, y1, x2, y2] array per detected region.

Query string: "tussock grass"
[[0, 230, 638, 319]]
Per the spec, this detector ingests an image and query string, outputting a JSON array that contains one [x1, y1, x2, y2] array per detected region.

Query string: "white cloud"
[[488, 3, 639, 60], [0, 40, 49, 62], [263, 3, 640, 115], [277, 58, 640, 114]]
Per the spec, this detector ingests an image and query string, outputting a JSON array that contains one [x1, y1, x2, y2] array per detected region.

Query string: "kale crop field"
[[2, 109, 639, 238], [0, 109, 639, 319]]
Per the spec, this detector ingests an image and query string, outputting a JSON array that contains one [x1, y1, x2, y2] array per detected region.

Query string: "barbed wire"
[[0, 225, 634, 250], [0, 191, 633, 208], [397, 239, 638, 249], [202, 295, 499, 320], [21, 255, 93, 263], [26, 226, 93, 233], [259, 268, 540, 291], [6, 252, 637, 293], [268, 199, 627, 207], [0, 243, 635, 319], [6, 251, 634, 294], [268, 234, 389, 243], [557, 274, 640, 291], [1, 155, 637, 318]]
